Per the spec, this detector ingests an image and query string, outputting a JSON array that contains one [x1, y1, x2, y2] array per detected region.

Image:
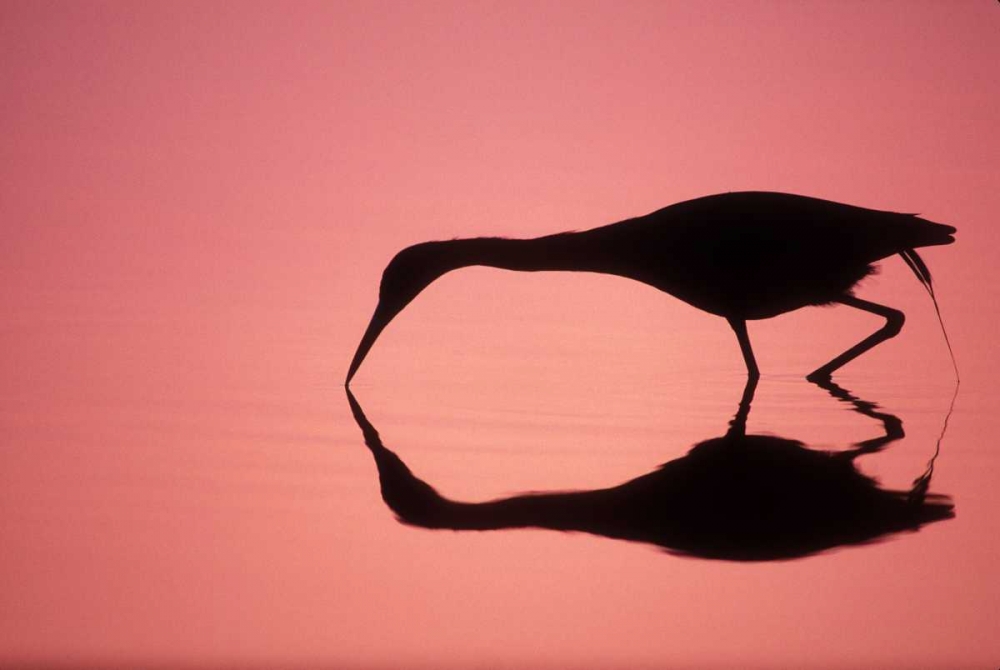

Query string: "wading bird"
[[346, 191, 955, 384]]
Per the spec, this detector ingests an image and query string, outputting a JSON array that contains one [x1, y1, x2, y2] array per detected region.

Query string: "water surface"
[[2, 277, 996, 668], [3, 3, 999, 667]]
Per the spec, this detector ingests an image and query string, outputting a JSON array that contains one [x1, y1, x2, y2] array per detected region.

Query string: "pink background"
[[2, 2, 998, 668]]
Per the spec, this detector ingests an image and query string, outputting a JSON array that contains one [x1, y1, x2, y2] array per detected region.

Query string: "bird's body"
[[346, 191, 956, 383], [568, 191, 953, 319]]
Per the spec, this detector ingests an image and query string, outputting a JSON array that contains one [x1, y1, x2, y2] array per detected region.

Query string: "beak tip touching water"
[[345, 360, 361, 386], [345, 301, 396, 387], [345, 344, 367, 386]]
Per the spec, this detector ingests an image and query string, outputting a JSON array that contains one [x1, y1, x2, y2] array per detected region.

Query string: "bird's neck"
[[440, 232, 610, 275]]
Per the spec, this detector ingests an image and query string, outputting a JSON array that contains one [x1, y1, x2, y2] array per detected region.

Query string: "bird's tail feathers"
[[900, 249, 959, 382], [900, 249, 934, 297]]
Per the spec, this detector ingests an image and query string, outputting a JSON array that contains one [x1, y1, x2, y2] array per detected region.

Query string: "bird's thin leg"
[[807, 295, 905, 382], [728, 318, 760, 381]]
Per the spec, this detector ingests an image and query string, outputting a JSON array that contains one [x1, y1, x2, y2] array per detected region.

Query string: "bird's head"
[[346, 241, 454, 384]]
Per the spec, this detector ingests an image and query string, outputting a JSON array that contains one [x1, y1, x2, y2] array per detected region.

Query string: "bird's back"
[[590, 192, 955, 319]]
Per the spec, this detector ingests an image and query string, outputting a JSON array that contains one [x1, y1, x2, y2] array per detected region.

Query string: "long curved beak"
[[345, 301, 397, 385]]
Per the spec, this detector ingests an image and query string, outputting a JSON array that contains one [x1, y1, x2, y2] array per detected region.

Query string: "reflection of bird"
[[346, 191, 955, 383], [345, 382, 954, 561]]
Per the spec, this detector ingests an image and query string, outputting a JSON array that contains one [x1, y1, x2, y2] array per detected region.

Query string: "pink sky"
[[2, 2, 999, 667]]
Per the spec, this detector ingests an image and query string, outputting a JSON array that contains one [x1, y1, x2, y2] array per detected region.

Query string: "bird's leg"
[[728, 318, 760, 381], [806, 295, 905, 382]]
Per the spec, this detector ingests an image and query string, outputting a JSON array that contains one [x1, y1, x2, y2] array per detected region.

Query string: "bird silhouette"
[[345, 379, 954, 561], [346, 191, 956, 384]]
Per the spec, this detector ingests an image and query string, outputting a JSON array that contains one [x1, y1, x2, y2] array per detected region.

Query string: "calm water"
[[4, 4, 999, 667], [2, 273, 997, 669]]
